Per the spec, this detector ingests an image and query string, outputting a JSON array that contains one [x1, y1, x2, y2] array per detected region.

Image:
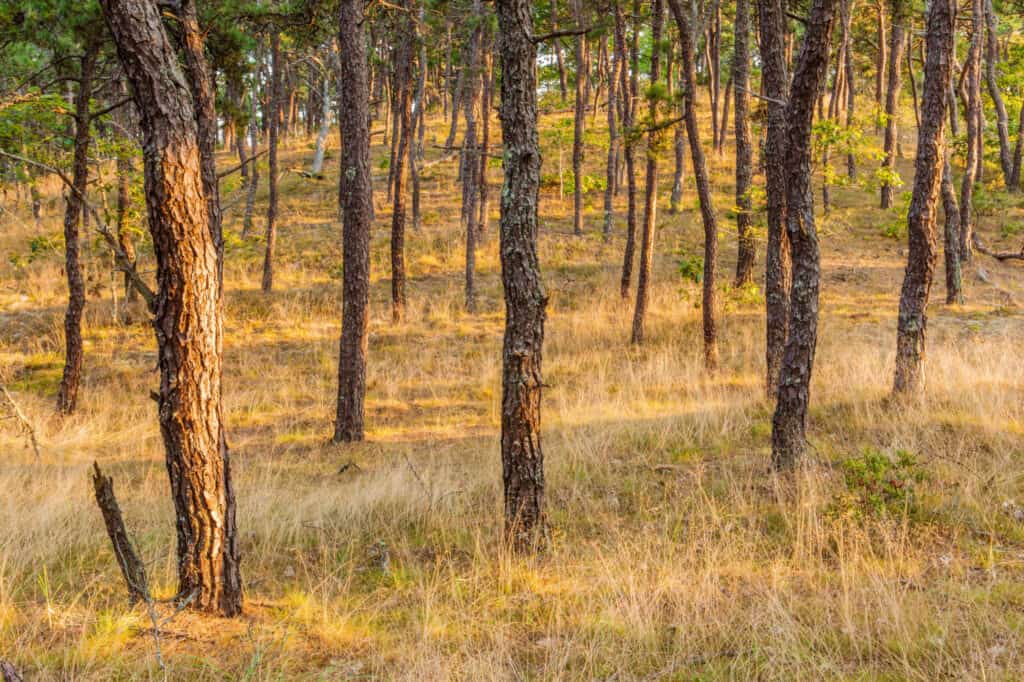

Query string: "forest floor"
[[2, 106, 1024, 680]]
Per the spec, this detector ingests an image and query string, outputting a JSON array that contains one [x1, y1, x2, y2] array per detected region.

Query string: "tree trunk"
[[100, 0, 242, 616], [262, 30, 282, 292], [92, 462, 149, 604], [844, 0, 857, 179], [668, 0, 721, 370], [334, 0, 373, 443], [551, 0, 568, 101], [757, 0, 792, 399], [880, 0, 906, 209], [603, 15, 620, 240], [311, 52, 333, 176], [571, 0, 586, 236], [734, 0, 755, 286], [875, 0, 887, 116], [478, 42, 494, 238], [1011, 93, 1024, 189], [56, 38, 100, 415], [496, 0, 548, 552], [618, 1, 639, 299], [983, 0, 1013, 188], [631, 0, 664, 345], [462, 0, 484, 312], [392, 6, 414, 322], [770, 0, 837, 469], [242, 88, 260, 238], [960, 0, 982, 262], [893, 0, 954, 394]]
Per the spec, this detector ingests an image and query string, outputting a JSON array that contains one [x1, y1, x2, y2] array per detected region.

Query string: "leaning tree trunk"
[[334, 0, 373, 443], [733, 0, 755, 286], [893, 0, 954, 394], [631, 0, 664, 345], [770, 0, 837, 469], [56, 39, 100, 415], [757, 0, 791, 399], [667, 0, 720, 370], [262, 30, 282, 292], [879, 0, 906, 209], [496, 0, 548, 552], [99, 0, 242, 616]]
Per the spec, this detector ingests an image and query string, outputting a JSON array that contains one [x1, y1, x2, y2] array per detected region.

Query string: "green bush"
[[833, 448, 927, 518]]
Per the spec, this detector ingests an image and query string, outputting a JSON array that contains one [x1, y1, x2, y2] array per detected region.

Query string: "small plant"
[[675, 250, 704, 284], [834, 448, 927, 518]]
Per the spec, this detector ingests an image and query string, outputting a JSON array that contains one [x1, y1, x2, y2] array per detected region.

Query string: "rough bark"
[[983, 0, 1012, 188], [758, 0, 792, 398], [880, 0, 906, 209], [631, 0, 664, 345], [462, 0, 483, 312], [893, 0, 954, 394], [770, 0, 837, 469], [618, 1, 639, 299], [262, 30, 282, 292], [942, 84, 964, 304], [92, 462, 149, 604], [393, 8, 414, 322], [960, 0, 983, 262], [100, 0, 242, 616], [733, 0, 755, 286], [667, 0, 720, 370], [496, 0, 548, 551], [334, 0, 373, 443], [56, 39, 99, 416]]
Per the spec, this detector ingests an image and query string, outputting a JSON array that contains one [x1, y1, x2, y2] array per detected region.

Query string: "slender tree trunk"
[[1012, 93, 1024, 189], [880, 0, 906, 209], [392, 6, 414, 322], [893, 0, 954, 394], [551, 0, 568, 101], [758, 0, 792, 398], [496, 0, 548, 552], [411, 5, 426, 231], [668, 0, 720, 369], [571, 0, 586, 236], [462, 0, 483, 312], [960, 0, 983, 263], [734, 0, 755, 286], [116, 148, 136, 303], [242, 88, 260, 238], [56, 38, 100, 415], [334, 0, 373, 443], [770, 0, 837, 469], [875, 0, 887, 117], [618, 1, 639, 299], [262, 31, 282, 292], [478, 42, 494, 239], [603, 21, 620, 240], [631, 0, 664, 345], [844, 0, 857, 179], [311, 54, 333, 176], [100, 0, 242, 616], [983, 0, 1012, 188]]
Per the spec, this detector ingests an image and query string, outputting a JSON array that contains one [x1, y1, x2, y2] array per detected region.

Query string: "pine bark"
[[733, 0, 755, 286], [334, 0, 373, 443], [983, 0, 1012, 188], [392, 7, 414, 322], [880, 0, 906, 209], [618, 1, 639, 299], [770, 0, 837, 469], [960, 0, 983, 262], [100, 0, 242, 616], [571, 0, 586, 236], [496, 0, 548, 551], [262, 30, 282, 292], [893, 0, 954, 394]]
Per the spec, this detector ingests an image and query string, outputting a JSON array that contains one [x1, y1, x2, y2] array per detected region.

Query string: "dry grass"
[[1, 106, 1023, 680]]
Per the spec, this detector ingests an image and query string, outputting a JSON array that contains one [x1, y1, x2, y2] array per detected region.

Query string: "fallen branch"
[[0, 383, 40, 458], [91, 462, 149, 604], [0, 660, 24, 682], [217, 149, 268, 179], [973, 235, 1024, 261]]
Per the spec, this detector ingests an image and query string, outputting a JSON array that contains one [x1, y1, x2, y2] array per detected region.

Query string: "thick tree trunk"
[[770, 0, 837, 469], [334, 0, 373, 443], [880, 0, 906, 209], [668, 0, 720, 370], [893, 0, 954, 394], [960, 0, 983, 263], [631, 0, 664, 345], [983, 0, 1013, 188], [496, 0, 548, 551], [262, 31, 282, 292], [734, 0, 755, 286], [56, 39, 99, 416], [758, 0, 791, 399], [100, 0, 242, 616]]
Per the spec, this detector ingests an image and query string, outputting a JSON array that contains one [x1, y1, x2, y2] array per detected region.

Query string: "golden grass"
[[1, 106, 1023, 679]]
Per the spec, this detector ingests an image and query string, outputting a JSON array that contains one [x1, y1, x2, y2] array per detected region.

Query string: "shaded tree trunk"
[[734, 0, 755, 286], [770, 0, 837, 469], [879, 0, 906, 209], [893, 0, 954, 394], [758, 0, 792, 398], [100, 0, 242, 616], [334, 0, 373, 443], [462, 0, 484, 312], [56, 38, 100, 415], [631, 0, 664, 345], [983, 0, 1012, 188], [668, 0, 720, 370], [960, 0, 983, 263], [496, 0, 548, 551], [392, 5, 414, 322], [262, 30, 282, 292]]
